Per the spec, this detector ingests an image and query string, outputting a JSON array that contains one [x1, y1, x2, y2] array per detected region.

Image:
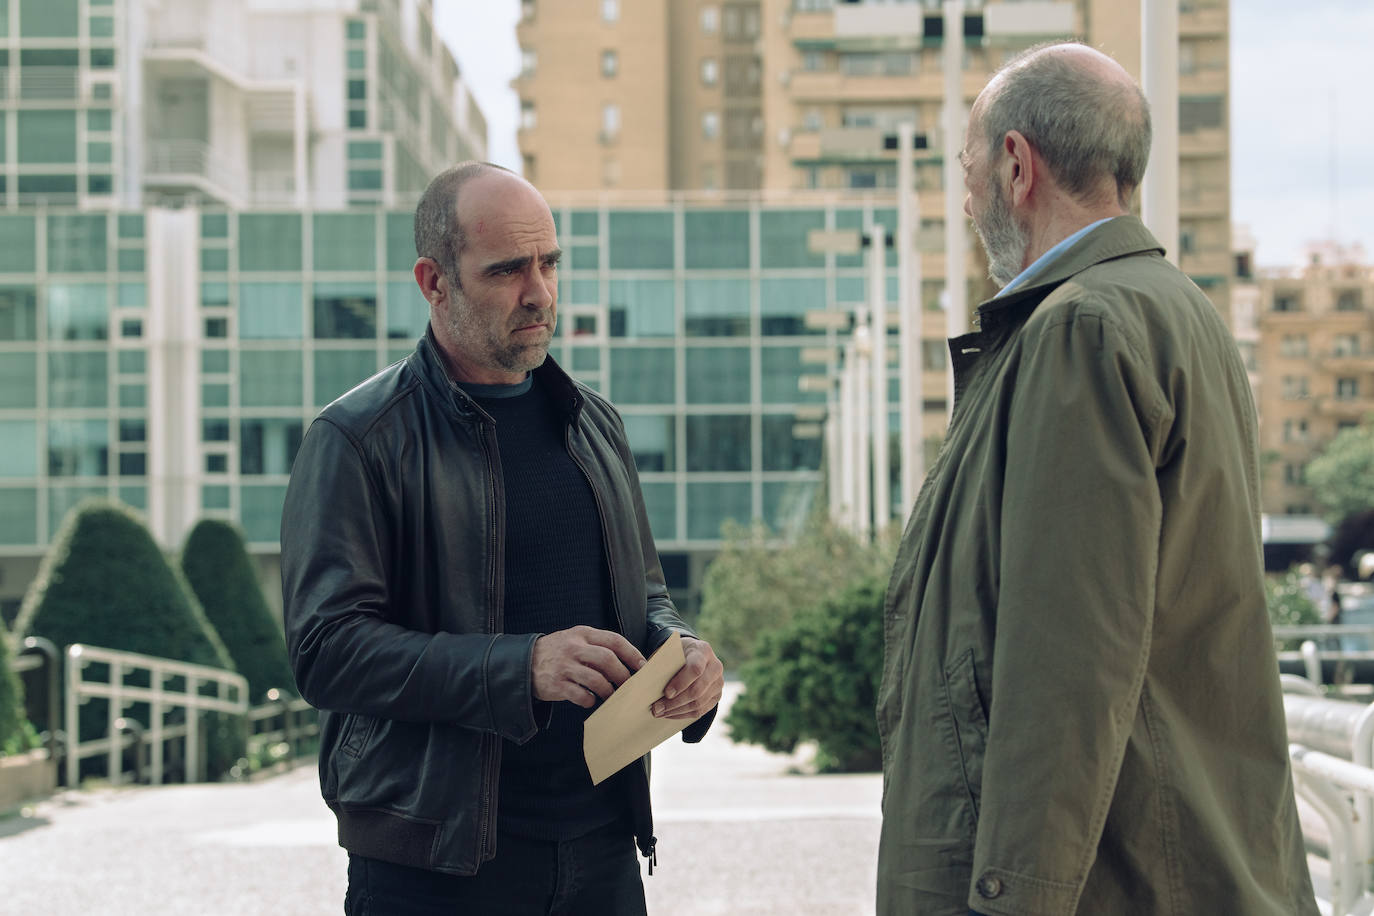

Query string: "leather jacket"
[[282, 328, 711, 876]]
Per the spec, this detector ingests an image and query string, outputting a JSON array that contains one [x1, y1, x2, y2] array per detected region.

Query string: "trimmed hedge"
[[14, 500, 244, 780], [181, 519, 295, 704], [0, 621, 29, 756], [726, 576, 885, 773]]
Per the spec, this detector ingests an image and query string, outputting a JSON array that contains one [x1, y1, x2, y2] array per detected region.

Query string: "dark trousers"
[[344, 821, 647, 915]]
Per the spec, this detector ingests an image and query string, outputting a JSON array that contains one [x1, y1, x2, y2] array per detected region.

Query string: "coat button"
[[976, 874, 1003, 899]]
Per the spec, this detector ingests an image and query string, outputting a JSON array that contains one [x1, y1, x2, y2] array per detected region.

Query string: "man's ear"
[[414, 258, 446, 308], [1003, 129, 1035, 207]]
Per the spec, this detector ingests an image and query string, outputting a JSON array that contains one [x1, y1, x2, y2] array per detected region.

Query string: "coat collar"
[[412, 324, 583, 423], [976, 215, 1166, 324]]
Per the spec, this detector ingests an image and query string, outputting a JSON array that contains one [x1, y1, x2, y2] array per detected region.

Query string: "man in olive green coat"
[[876, 43, 1318, 916]]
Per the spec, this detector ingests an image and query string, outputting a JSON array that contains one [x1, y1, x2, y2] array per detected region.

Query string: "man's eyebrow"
[[481, 249, 562, 276], [543, 248, 563, 266]]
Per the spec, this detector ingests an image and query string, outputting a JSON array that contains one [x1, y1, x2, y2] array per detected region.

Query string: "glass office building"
[[1, 193, 962, 617]]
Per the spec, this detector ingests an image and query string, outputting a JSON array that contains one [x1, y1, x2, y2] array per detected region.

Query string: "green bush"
[[13, 500, 245, 781], [1267, 568, 1322, 651], [698, 514, 896, 669], [726, 576, 885, 773], [0, 621, 31, 757], [181, 519, 295, 704]]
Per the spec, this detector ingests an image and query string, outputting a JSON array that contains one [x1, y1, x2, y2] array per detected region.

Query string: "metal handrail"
[[65, 643, 248, 787]]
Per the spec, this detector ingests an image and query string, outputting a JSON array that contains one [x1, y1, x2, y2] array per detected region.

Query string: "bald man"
[[283, 163, 723, 914], [875, 43, 1317, 916]]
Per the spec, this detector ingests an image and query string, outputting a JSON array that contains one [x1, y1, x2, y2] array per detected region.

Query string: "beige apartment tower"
[[516, 0, 1232, 322]]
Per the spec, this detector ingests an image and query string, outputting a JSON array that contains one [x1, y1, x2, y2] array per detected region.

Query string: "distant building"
[[516, 0, 1233, 324], [0, 0, 486, 623], [1257, 240, 1374, 519]]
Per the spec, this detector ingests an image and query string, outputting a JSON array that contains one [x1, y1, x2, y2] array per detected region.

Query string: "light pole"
[[1141, 0, 1180, 265], [942, 0, 967, 420], [896, 123, 923, 523]]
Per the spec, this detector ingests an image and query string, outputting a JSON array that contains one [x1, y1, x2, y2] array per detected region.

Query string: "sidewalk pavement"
[[0, 683, 883, 915]]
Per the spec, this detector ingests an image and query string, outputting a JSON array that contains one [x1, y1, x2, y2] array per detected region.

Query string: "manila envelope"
[[584, 632, 688, 785]]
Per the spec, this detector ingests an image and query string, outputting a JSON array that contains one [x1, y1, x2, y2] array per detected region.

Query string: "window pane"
[[0, 352, 37, 407], [0, 420, 38, 476], [0, 489, 38, 544], [608, 212, 673, 269], [201, 349, 229, 373], [764, 480, 819, 534], [18, 110, 76, 163], [20, 0, 77, 37], [314, 349, 377, 406], [609, 347, 674, 404], [640, 481, 675, 540], [623, 414, 674, 471], [48, 418, 108, 476], [762, 346, 824, 404], [313, 282, 377, 338], [48, 351, 107, 407], [684, 277, 750, 336], [117, 350, 145, 373], [0, 216, 37, 271], [314, 213, 376, 271], [239, 214, 303, 271], [386, 212, 415, 270], [240, 350, 302, 406], [761, 277, 826, 336], [570, 210, 599, 236], [608, 279, 675, 338], [202, 485, 230, 510], [687, 481, 750, 540], [684, 211, 749, 269], [240, 419, 303, 475], [686, 347, 750, 404], [760, 210, 826, 269], [0, 287, 38, 339], [47, 282, 107, 340], [241, 484, 288, 543], [239, 282, 303, 339], [762, 414, 821, 470], [119, 419, 145, 442], [49, 486, 105, 534], [200, 213, 228, 238], [385, 280, 428, 339], [687, 415, 751, 471], [48, 214, 107, 272]]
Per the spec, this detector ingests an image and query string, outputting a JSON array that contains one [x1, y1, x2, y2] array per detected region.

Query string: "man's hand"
[[531, 626, 646, 708], [651, 635, 724, 721]]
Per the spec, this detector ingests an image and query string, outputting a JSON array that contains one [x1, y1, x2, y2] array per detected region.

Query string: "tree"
[[1327, 509, 1374, 580], [1305, 423, 1374, 523], [726, 577, 885, 772], [696, 513, 897, 669], [13, 500, 243, 780], [181, 520, 296, 704]]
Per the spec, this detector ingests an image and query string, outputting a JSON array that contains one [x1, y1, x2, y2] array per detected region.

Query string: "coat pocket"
[[942, 648, 989, 818], [338, 712, 377, 759]]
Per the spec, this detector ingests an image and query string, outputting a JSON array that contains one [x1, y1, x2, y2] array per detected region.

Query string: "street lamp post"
[[896, 123, 923, 523], [1141, 0, 1180, 265], [943, 0, 967, 421]]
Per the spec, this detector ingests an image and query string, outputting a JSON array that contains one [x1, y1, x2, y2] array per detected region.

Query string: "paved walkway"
[[1, 685, 883, 915]]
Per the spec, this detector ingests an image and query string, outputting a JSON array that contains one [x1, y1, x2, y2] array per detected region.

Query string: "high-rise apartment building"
[[517, 0, 1233, 321], [0, 0, 486, 621], [1257, 242, 1374, 518]]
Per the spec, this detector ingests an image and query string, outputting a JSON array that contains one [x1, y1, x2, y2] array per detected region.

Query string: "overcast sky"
[[435, 0, 1374, 269]]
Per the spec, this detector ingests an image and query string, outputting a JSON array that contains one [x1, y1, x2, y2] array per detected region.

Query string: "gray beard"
[[974, 182, 1030, 289]]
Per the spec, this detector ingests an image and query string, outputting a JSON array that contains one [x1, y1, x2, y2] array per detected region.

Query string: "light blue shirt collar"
[[995, 217, 1115, 298]]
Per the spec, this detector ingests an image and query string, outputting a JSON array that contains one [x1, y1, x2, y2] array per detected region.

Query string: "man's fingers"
[[580, 627, 647, 672]]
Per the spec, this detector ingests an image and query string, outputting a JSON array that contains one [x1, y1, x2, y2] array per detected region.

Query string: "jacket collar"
[[976, 215, 1165, 325], [412, 325, 583, 422]]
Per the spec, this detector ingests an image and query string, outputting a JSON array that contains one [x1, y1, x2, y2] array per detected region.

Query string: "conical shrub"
[[181, 519, 296, 704], [0, 622, 31, 756], [13, 500, 244, 781]]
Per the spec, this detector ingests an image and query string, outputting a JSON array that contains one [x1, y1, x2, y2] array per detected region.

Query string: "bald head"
[[974, 42, 1151, 207], [414, 161, 523, 288]]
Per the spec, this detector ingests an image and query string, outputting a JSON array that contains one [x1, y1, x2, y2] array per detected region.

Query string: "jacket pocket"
[[942, 648, 989, 818], [339, 713, 377, 759]]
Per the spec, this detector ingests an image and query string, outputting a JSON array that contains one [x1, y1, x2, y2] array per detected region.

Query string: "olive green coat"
[[876, 217, 1317, 916]]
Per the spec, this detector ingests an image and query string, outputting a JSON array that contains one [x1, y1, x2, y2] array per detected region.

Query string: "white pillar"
[[850, 334, 871, 542], [294, 84, 309, 208], [942, 0, 967, 420], [896, 124, 923, 520], [826, 380, 843, 523], [120, 0, 145, 209], [838, 346, 857, 533], [869, 224, 891, 533], [1141, 0, 1180, 265]]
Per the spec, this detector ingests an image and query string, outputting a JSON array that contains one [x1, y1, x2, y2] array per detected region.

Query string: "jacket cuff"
[[484, 632, 542, 744]]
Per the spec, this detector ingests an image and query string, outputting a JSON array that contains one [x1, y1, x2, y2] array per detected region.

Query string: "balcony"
[[1180, 1, 1227, 37], [1315, 396, 1374, 419], [1179, 186, 1227, 218], [1180, 127, 1227, 157], [144, 139, 246, 207], [1, 67, 113, 103], [787, 68, 978, 104]]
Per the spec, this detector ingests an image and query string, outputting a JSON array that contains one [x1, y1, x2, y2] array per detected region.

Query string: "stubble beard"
[[445, 299, 554, 375], [974, 178, 1031, 289]]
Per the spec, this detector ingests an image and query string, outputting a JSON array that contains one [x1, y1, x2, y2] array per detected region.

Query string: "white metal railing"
[[1284, 673, 1374, 915], [65, 644, 248, 788], [246, 687, 319, 773], [144, 139, 247, 200]]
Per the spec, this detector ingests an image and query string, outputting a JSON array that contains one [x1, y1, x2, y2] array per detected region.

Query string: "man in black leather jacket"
[[282, 162, 724, 915]]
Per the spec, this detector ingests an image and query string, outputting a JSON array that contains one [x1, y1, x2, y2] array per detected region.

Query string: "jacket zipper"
[[477, 413, 503, 861]]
